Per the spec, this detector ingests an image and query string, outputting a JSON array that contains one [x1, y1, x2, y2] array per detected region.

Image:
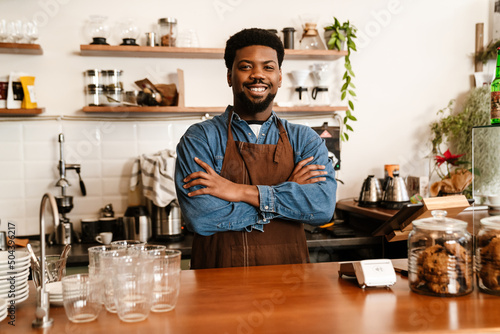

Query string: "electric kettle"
[[358, 175, 383, 207], [380, 170, 410, 209]]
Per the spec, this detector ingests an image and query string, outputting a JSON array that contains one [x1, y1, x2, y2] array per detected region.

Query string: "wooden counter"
[[5, 261, 500, 333]]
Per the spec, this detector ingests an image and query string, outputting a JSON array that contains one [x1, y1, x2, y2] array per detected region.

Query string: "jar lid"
[[282, 27, 296, 32], [412, 210, 468, 231], [480, 216, 500, 228], [86, 69, 102, 76], [105, 70, 123, 75], [158, 17, 177, 24]]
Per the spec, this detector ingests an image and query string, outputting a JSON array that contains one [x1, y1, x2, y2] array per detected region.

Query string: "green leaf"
[[344, 133, 349, 141], [341, 82, 348, 91], [343, 117, 348, 124], [338, 32, 346, 41], [346, 110, 352, 117], [341, 91, 347, 100], [347, 115, 357, 121], [348, 100, 354, 110], [348, 90, 356, 97], [335, 39, 342, 50], [346, 124, 353, 131]]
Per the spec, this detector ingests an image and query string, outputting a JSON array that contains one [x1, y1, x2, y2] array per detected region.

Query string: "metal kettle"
[[123, 205, 152, 242], [148, 199, 184, 241], [358, 175, 382, 207], [381, 170, 410, 209]]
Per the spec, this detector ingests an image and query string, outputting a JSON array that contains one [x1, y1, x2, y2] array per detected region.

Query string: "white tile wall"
[[0, 119, 192, 237]]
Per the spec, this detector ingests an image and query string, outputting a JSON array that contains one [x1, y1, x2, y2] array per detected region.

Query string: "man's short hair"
[[224, 28, 285, 70]]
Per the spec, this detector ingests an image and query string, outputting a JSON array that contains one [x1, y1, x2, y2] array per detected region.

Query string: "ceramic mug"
[[95, 232, 113, 245]]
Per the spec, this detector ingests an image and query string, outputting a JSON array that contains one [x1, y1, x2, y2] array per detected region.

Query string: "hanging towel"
[[130, 149, 177, 207]]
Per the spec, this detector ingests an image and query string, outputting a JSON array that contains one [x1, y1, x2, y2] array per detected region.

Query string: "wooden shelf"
[[79, 45, 347, 60], [0, 43, 43, 55], [0, 108, 44, 115], [82, 105, 347, 114]]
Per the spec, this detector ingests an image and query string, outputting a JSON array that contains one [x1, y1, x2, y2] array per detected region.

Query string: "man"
[[175, 28, 337, 269]]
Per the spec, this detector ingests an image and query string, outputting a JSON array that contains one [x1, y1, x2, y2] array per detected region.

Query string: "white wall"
[[0, 0, 490, 235]]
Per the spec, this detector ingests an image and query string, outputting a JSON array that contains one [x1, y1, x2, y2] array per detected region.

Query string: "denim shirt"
[[175, 106, 337, 236]]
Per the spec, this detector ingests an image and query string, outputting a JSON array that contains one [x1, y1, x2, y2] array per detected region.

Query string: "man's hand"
[[183, 157, 259, 206], [288, 156, 327, 184]]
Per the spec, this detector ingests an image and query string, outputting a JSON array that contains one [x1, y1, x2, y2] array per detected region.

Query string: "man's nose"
[[250, 67, 265, 80]]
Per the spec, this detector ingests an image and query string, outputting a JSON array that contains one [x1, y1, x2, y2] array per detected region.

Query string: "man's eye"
[[239, 65, 251, 70], [265, 66, 275, 70]]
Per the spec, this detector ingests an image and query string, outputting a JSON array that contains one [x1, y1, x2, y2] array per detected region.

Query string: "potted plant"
[[324, 17, 357, 141], [428, 86, 491, 197]]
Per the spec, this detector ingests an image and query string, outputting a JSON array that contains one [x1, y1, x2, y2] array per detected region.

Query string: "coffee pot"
[[380, 170, 410, 209], [148, 199, 184, 242], [358, 175, 383, 207], [123, 205, 152, 242]]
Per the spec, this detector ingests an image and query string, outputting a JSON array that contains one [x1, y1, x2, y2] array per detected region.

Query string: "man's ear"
[[227, 70, 232, 87], [278, 69, 282, 88]]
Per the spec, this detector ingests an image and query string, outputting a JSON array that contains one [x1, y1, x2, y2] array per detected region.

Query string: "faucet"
[[32, 193, 59, 328]]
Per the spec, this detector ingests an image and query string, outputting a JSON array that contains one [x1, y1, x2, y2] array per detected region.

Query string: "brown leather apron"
[[190, 111, 310, 269]]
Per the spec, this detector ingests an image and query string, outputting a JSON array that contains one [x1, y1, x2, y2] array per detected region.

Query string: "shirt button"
[[261, 133, 265, 136], [248, 132, 252, 136], [263, 218, 267, 222], [264, 206, 269, 209]]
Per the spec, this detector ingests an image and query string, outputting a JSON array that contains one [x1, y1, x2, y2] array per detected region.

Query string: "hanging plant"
[[324, 17, 357, 141]]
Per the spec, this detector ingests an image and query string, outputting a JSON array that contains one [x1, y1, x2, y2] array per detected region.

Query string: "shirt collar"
[[224, 105, 278, 126]]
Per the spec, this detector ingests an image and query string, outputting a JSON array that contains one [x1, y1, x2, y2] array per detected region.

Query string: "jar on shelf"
[[104, 70, 123, 90], [103, 87, 122, 106], [476, 216, 500, 295], [158, 18, 177, 47], [408, 210, 473, 297], [86, 86, 105, 106], [85, 69, 104, 89]]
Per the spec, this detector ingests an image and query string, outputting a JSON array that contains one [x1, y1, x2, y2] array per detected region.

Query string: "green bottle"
[[491, 47, 500, 125]]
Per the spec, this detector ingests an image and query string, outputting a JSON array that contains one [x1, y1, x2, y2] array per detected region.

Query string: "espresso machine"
[[50, 133, 86, 245]]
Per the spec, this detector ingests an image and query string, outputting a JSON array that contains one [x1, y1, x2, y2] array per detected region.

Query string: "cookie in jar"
[[408, 210, 473, 296], [476, 216, 500, 295]]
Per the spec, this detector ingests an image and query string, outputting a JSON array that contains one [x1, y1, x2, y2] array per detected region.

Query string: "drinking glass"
[[62, 274, 102, 323], [0, 20, 8, 42], [110, 240, 146, 249], [7, 20, 23, 43], [99, 247, 127, 313], [112, 253, 154, 322], [23, 20, 38, 44], [149, 249, 181, 312], [33, 255, 67, 286]]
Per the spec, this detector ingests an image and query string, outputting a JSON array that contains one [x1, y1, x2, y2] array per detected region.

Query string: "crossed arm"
[[182, 155, 328, 206]]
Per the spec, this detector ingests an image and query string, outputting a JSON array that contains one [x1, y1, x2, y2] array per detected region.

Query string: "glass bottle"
[[490, 47, 500, 125], [408, 210, 473, 297]]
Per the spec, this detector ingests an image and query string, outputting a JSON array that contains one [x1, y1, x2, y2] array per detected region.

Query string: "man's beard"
[[235, 91, 276, 114]]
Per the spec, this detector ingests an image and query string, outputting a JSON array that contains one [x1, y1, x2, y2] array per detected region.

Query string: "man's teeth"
[[249, 87, 266, 92]]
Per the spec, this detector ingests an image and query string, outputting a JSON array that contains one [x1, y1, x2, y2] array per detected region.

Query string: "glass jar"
[[158, 18, 177, 47], [408, 210, 473, 297], [104, 70, 123, 90], [103, 88, 122, 106], [85, 69, 104, 89], [86, 86, 105, 106], [476, 216, 500, 295]]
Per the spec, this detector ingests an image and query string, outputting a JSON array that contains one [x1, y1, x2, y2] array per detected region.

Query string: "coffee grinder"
[[50, 133, 86, 245]]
